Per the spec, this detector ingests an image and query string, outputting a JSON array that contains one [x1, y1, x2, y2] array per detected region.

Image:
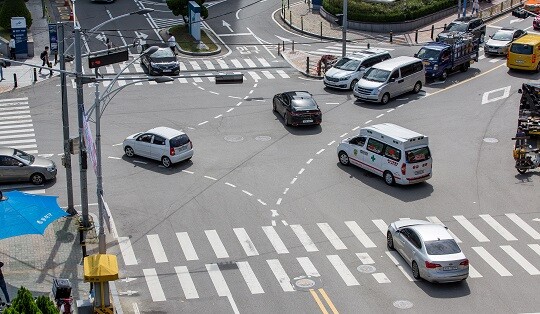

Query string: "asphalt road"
[[2, 0, 540, 313]]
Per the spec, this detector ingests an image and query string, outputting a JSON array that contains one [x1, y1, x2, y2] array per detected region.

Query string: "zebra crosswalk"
[[0, 97, 37, 154], [119, 212, 540, 302]]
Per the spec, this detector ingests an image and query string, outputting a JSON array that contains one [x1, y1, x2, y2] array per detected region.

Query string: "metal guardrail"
[[480, 0, 525, 19]]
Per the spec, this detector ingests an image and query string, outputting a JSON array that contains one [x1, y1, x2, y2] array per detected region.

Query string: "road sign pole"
[[342, 0, 347, 57]]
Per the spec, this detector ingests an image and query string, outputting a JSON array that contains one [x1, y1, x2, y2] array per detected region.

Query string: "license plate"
[[303, 119, 313, 123], [176, 145, 187, 153], [443, 266, 458, 271], [422, 61, 430, 65], [516, 60, 524, 64], [414, 170, 424, 175]]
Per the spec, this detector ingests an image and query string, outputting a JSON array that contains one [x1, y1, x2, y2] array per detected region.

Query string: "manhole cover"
[[295, 278, 316, 289], [483, 137, 498, 143], [255, 136, 272, 141], [393, 300, 413, 309], [357, 265, 376, 274], [224, 135, 244, 142]]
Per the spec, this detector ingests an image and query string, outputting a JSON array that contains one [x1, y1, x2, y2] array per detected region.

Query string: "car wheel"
[[413, 81, 422, 93], [380, 93, 390, 105], [412, 261, 421, 280], [440, 70, 448, 81], [517, 168, 528, 174], [124, 146, 135, 157], [460, 61, 470, 72], [338, 151, 350, 166], [350, 79, 358, 90], [162, 156, 172, 168], [387, 231, 394, 249], [30, 173, 45, 185], [284, 113, 290, 126], [383, 170, 395, 186], [536, 62, 540, 73]]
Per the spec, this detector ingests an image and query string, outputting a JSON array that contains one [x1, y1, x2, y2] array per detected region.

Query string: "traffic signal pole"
[[342, 0, 347, 57]]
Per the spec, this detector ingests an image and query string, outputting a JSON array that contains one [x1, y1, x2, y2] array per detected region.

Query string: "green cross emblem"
[[371, 155, 376, 162]]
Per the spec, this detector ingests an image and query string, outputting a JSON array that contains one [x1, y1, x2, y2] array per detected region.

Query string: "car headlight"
[[433, 64, 438, 70], [150, 62, 157, 67], [47, 166, 55, 172], [339, 75, 351, 81]]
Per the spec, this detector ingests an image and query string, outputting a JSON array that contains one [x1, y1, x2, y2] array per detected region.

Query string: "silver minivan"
[[353, 56, 425, 105]]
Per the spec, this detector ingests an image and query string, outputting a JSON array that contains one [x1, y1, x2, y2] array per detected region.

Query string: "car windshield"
[[13, 149, 34, 163], [169, 134, 190, 147], [492, 31, 513, 41], [406, 146, 431, 163], [150, 49, 175, 58], [362, 68, 390, 82], [510, 43, 533, 54], [334, 58, 361, 71], [416, 48, 440, 61], [425, 239, 461, 255], [446, 22, 468, 32]]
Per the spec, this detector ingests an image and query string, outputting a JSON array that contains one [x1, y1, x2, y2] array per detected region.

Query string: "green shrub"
[[8, 286, 41, 314], [323, 0, 457, 23], [0, 0, 32, 30], [35, 295, 59, 314]]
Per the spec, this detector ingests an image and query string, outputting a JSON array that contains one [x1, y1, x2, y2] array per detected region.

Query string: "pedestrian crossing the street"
[[70, 56, 292, 89], [119, 212, 540, 302]]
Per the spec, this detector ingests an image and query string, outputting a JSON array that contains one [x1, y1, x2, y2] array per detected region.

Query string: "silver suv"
[[323, 49, 391, 90]]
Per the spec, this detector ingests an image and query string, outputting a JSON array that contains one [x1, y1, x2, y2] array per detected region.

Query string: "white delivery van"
[[337, 123, 432, 185]]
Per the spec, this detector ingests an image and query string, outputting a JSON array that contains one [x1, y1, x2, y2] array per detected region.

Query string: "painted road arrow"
[[533, 218, 540, 222], [222, 20, 233, 32]]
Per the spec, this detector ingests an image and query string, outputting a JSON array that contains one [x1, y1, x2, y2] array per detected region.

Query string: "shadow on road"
[[121, 155, 193, 175], [272, 111, 322, 135], [414, 279, 471, 298]]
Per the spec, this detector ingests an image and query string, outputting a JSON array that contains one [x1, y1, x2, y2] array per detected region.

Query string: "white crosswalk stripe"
[[345, 221, 376, 248], [244, 58, 257, 68], [468, 265, 483, 278], [267, 259, 295, 291], [233, 228, 259, 256], [237, 261, 264, 294], [206, 263, 233, 297], [327, 255, 360, 286], [297, 257, 321, 277], [291, 225, 318, 252], [426, 216, 462, 243], [262, 226, 289, 254], [472, 246, 512, 276], [501, 245, 540, 275], [261, 70, 275, 79], [356, 252, 374, 264], [189, 60, 201, 70], [203, 60, 215, 69], [480, 214, 517, 241], [372, 273, 391, 283], [372, 219, 388, 236], [175, 266, 199, 299], [529, 244, 540, 257], [506, 213, 540, 240], [276, 70, 289, 78], [231, 59, 243, 68], [147, 234, 168, 263], [317, 223, 347, 250], [217, 59, 229, 69], [454, 215, 490, 242], [176, 232, 199, 261], [248, 71, 261, 81], [143, 268, 166, 301], [385, 251, 417, 281], [118, 236, 137, 265], [257, 58, 271, 67], [205, 230, 229, 258]]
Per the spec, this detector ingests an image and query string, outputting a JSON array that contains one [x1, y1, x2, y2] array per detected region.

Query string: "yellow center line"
[[318, 288, 339, 314], [309, 289, 329, 314]]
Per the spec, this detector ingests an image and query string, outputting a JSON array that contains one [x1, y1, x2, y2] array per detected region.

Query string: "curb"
[[280, 51, 323, 79], [159, 28, 222, 57]]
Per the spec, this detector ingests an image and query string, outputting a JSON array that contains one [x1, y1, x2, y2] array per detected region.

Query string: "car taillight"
[[401, 163, 406, 175], [460, 259, 469, 266], [290, 110, 301, 116], [189, 140, 192, 148], [425, 261, 442, 269], [532, 54, 536, 63], [170, 147, 175, 156]]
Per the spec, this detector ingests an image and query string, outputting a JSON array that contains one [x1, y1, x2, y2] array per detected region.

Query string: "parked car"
[[437, 16, 486, 43], [484, 28, 526, 55], [123, 127, 193, 168], [387, 220, 469, 283], [534, 15, 540, 30], [323, 49, 391, 90], [141, 47, 180, 76], [0, 147, 57, 185], [272, 91, 322, 126], [507, 33, 540, 72]]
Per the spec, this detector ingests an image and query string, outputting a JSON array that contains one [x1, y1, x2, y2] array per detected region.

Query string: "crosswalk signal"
[[335, 14, 344, 26]]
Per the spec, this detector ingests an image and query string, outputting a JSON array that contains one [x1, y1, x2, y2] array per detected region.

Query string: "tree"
[[1, 287, 59, 314], [0, 0, 32, 30], [166, 0, 208, 24]]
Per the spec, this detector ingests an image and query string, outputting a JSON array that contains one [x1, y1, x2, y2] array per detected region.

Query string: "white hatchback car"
[[122, 127, 193, 168]]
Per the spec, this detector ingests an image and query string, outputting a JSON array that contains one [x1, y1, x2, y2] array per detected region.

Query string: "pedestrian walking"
[[471, 0, 480, 16], [39, 46, 50, 74], [8, 36, 16, 60], [105, 37, 113, 51], [0, 53, 5, 81], [0, 262, 10, 305], [168, 32, 176, 54]]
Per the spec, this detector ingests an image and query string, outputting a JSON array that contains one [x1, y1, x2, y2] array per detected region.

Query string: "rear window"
[[169, 134, 190, 147], [425, 239, 461, 255], [510, 43, 534, 55], [406, 147, 431, 163]]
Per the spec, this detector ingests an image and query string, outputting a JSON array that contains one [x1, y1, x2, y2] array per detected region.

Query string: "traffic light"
[[335, 14, 344, 26], [88, 49, 129, 69]]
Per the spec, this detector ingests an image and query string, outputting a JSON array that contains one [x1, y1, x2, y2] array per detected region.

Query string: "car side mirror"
[[413, 53, 418, 58], [389, 78, 396, 82], [359, 66, 366, 71], [395, 229, 400, 233]]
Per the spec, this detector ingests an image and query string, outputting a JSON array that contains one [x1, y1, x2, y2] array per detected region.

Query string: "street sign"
[[82, 111, 98, 175], [88, 49, 129, 68], [48, 24, 58, 54]]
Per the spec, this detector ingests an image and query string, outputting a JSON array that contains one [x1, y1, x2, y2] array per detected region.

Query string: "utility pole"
[[342, 0, 347, 57], [58, 22, 76, 216], [73, 0, 90, 252]]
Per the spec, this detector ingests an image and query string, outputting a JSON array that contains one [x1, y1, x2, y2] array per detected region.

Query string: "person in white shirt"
[[471, 0, 480, 16], [168, 32, 176, 54], [8, 36, 16, 60]]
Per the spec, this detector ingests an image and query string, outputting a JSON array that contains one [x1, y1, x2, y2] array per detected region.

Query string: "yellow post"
[[84, 254, 119, 314]]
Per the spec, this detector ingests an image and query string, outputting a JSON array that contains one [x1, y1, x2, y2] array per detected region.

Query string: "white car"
[[122, 127, 193, 168]]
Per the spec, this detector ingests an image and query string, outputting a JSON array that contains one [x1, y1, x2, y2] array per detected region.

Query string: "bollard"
[[13, 73, 17, 88], [33, 68, 37, 82], [500, 2, 503, 12], [443, 23, 446, 30], [288, 0, 290, 9], [283, 41, 285, 51], [306, 57, 310, 75], [367, 43, 370, 49], [415, 30, 418, 43], [511, 0, 514, 6], [278, 42, 281, 56], [431, 25, 435, 40], [292, 40, 295, 52], [389, 31, 393, 43], [320, 22, 323, 40], [301, 16, 304, 31], [290, 11, 292, 25]]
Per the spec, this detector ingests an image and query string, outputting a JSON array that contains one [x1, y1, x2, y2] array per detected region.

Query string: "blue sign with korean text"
[[49, 24, 58, 54], [11, 17, 28, 55]]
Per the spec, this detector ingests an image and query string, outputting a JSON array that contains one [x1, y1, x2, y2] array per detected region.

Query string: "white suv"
[[123, 127, 193, 168], [323, 49, 391, 90]]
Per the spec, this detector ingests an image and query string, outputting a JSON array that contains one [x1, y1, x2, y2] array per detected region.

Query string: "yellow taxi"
[[507, 34, 540, 72]]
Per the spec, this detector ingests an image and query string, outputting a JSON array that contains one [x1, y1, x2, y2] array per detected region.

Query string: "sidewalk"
[[279, 0, 523, 78]]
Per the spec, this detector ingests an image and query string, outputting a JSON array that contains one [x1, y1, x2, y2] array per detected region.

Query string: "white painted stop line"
[[482, 86, 511, 104]]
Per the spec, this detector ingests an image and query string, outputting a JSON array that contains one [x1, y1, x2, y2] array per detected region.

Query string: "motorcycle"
[[513, 143, 540, 174]]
